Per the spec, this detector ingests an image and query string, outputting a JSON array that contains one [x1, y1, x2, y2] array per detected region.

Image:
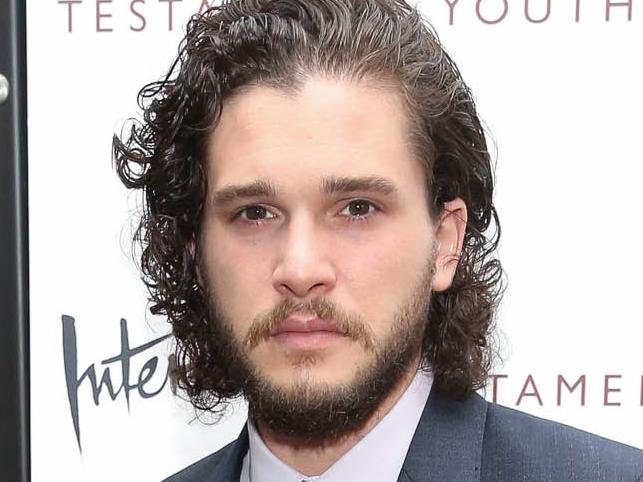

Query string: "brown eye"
[[340, 200, 377, 220], [246, 206, 267, 220], [348, 200, 373, 216], [237, 205, 275, 223]]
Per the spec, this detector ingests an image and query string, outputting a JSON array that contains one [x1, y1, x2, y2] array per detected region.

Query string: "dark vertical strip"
[[0, 0, 30, 481]]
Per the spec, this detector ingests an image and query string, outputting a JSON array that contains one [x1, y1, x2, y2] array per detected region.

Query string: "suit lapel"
[[212, 424, 249, 482], [398, 389, 488, 482]]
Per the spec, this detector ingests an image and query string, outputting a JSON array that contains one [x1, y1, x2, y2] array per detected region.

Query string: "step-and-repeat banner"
[[29, 1, 642, 481]]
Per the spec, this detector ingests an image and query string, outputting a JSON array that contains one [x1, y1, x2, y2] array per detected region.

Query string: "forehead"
[[206, 77, 421, 189]]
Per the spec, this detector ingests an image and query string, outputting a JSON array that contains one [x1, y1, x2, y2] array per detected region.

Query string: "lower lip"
[[270, 331, 348, 350]]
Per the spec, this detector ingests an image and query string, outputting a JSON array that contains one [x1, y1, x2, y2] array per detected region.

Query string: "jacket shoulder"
[[482, 402, 643, 481], [161, 438, 240, 482]]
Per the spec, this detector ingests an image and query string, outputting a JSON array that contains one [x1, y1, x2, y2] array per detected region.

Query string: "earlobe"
[[432, 197, 468, 292]]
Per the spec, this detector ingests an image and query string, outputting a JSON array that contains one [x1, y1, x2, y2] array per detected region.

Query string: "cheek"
[[200, 224, 274, 329], [337, 222, 432, 329]]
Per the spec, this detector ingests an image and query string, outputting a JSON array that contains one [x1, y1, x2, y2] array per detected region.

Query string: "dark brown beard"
[[246, 302, 428, 446], [201, 256, 434, 445]]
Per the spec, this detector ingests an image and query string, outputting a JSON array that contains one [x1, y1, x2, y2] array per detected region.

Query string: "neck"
[[253, 356, 422, 477]]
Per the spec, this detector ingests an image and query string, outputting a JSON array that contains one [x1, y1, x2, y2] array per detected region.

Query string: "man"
[[113, 0, 643, 480]]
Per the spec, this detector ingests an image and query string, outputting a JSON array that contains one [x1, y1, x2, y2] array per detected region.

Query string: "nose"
[[272, 214, 336, 299]]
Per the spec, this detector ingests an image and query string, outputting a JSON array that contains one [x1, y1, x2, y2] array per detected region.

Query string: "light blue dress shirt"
[[239, 368, 433, 482]]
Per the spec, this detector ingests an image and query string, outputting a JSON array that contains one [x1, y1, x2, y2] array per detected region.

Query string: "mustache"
[[244, 297, 376, 351]]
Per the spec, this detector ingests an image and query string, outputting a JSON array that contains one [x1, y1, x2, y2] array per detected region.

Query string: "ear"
[[432, 197, 468, 292]]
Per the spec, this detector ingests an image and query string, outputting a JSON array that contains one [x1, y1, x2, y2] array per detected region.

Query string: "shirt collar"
[[242, 368, 433, 482]]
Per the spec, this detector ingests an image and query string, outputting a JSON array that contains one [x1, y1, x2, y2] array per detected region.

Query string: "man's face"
[[198, 77, 436, 437]]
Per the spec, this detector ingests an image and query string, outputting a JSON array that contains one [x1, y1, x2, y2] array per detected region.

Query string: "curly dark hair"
[[113, 0, 504, 409]]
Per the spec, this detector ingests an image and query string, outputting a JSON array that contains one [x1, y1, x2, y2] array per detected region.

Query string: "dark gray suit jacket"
[[164, 389, 643, 481]]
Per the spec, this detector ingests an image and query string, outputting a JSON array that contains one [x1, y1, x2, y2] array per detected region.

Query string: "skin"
[[198, 76, 467, 475]]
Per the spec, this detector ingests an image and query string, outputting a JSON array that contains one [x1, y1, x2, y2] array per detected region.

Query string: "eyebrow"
[[211, 179, 278, 205], [320, 176, 397, 197], [211, 175, 398, 206]]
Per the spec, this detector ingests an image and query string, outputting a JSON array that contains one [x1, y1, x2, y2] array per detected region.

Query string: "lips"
[[269, 316, 347, 351], [269, 316, 341, 336]]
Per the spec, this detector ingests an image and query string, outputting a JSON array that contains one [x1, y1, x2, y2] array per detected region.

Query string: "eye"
[[339, 199, 379, 222], [234, 205, 276, 224]]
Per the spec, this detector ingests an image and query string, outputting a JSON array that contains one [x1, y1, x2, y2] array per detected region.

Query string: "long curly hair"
[[113, 0, 504, 410]]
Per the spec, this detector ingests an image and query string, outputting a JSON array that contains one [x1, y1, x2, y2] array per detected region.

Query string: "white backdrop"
[[28, 1, 642, 481]]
